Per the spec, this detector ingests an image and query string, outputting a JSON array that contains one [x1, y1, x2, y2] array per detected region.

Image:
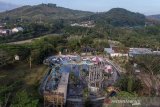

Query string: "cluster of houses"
[[104, 47, 160, 57], [71, 21, 95, 28], [0, 26, 24, 37]]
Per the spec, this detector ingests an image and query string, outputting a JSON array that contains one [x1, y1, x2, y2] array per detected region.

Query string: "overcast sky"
[[1, 0, 160, 15]]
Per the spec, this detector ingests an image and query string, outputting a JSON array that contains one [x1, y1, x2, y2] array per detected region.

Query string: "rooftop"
[[129, 48, 152, 54], [104, 47, 129, 54]]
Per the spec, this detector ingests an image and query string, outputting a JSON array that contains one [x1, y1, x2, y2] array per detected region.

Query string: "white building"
[[15, 55, 20, 61], [129, 48, 152, 57], [12, 27, 24, 33], [0, 29, 12, 36], [71, 21, 95, 28], [104, 47, 129, 57]]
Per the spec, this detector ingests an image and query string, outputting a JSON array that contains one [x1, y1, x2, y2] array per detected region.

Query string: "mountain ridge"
[[0, 3, 94, 22], [0, 4, 146, 26], [83, 8, 146, 27]]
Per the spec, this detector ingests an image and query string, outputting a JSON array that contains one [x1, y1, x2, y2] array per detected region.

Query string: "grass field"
[[7, 34, 60, 44], [0, 61, 49, 104], [0, 62, 48, 85]]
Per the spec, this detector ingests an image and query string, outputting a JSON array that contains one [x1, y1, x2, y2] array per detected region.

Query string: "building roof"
[[129, 48, 152, 55], [104, 48, 114, 54], [12, 27, 23, 31], [104, 47, 129, 54], [153, 51, 160, 55]]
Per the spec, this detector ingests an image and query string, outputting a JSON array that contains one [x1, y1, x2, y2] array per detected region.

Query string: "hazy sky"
[[1, 0, 160, 15]]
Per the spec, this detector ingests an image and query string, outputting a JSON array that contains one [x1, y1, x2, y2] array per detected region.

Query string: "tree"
[[31, 38, 58, 64], [0, 49, 13, 67], [11, 90, 38, 107], [134, 55, 160, 96], [117, 91, 137, 98], [83, 88, 89, 99], [67, 38, 81, 52], [135, 55, 160, 75], [115, 74, 143, 94], [81, 36, 93, 46], [0, 81, 23, 107]]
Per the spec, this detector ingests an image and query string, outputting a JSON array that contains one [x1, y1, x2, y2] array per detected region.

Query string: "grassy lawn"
[[7, 33, 60, 44], [0, 61, 49, 99], [0, 62, 48, 84], [24, 64, 48, 85]]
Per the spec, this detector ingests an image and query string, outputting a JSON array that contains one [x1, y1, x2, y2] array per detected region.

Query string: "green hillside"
[[87, 8, 146, 27], [0, 3, 93, 23], [0, 5, 146, 27]]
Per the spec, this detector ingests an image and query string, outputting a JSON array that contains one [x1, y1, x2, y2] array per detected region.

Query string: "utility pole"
[[29, 47, 32, 69], [157, 47, 159, 51], [40, 16, 42, 23], [29, 56, 32, 69]]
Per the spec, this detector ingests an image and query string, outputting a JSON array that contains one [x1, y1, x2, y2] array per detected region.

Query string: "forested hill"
[[0, 3, 93, 23], [0, 3, 147, 27], [85, 8, 146, 27]]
